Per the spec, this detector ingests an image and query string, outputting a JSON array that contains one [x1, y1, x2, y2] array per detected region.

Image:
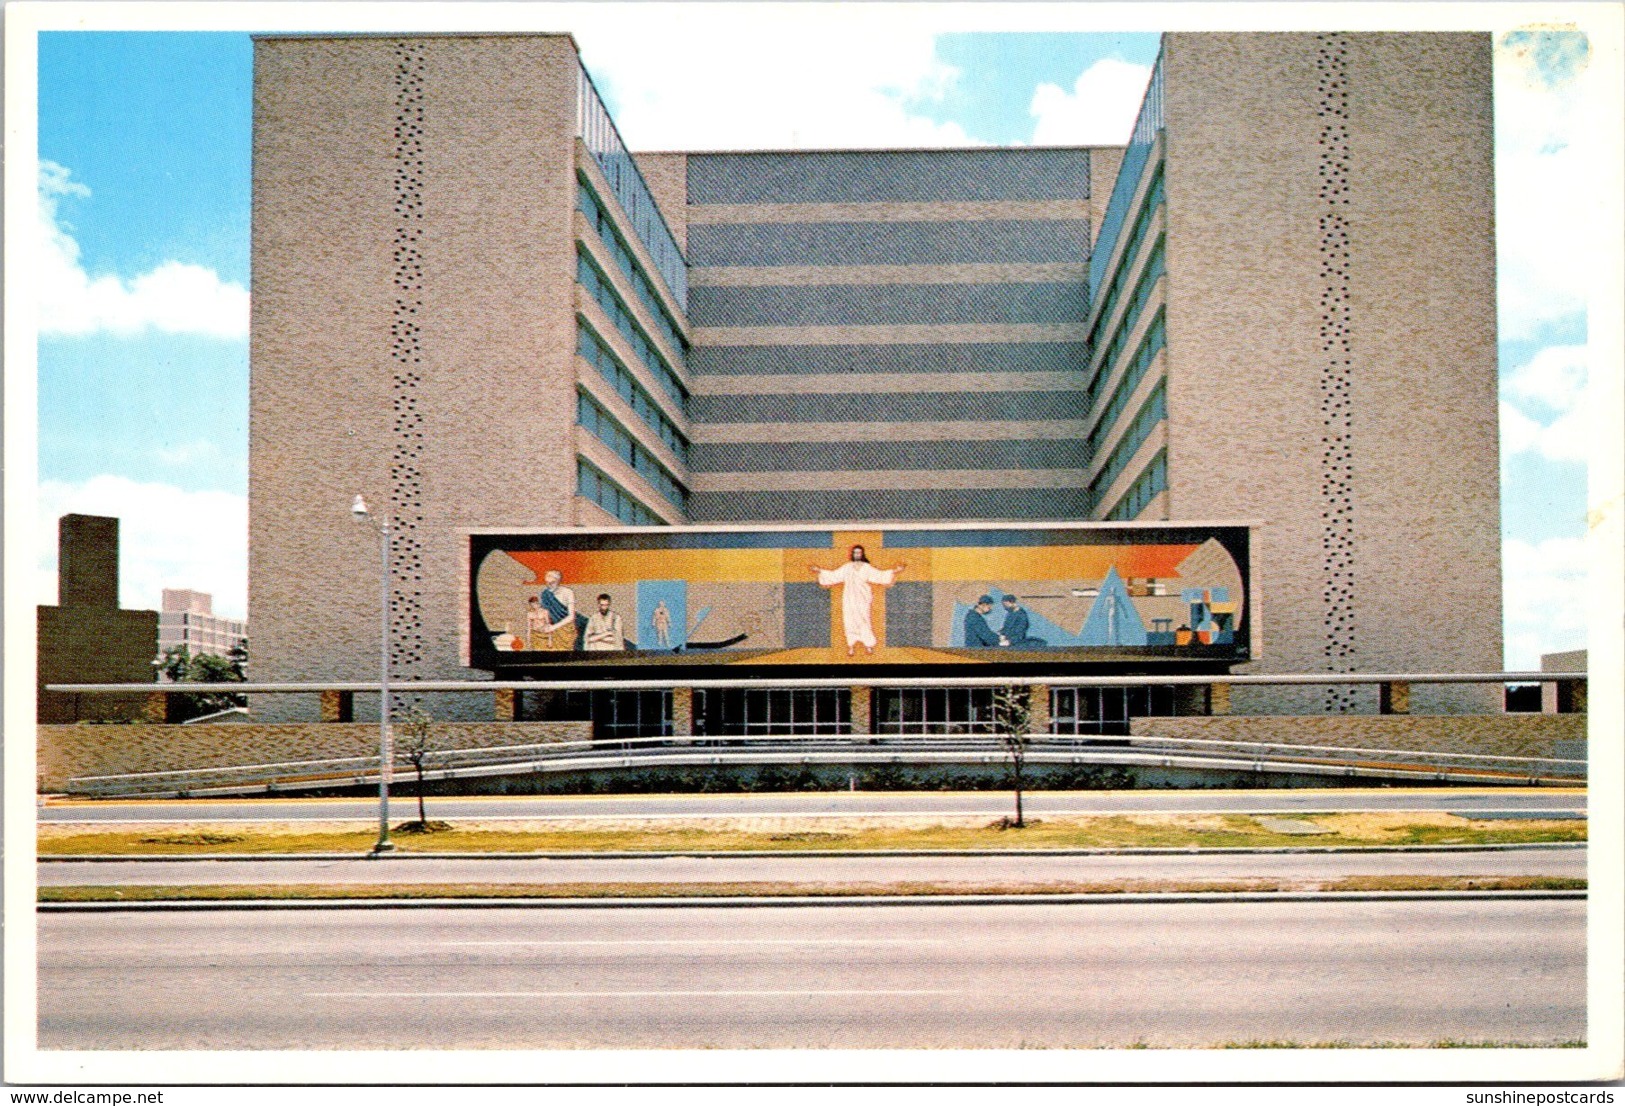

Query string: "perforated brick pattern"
[[1317, 33, 1357, 712], [389, 41, 428, 682]]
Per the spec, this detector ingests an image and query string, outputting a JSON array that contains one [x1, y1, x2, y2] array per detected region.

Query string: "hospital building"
[[248, 31, 1500, 732]]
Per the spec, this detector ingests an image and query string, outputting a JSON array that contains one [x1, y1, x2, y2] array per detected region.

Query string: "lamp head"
[[351, 495, 369, 519]]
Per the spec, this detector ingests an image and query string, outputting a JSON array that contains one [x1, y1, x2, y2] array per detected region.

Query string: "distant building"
[[158, 589, 247, 660], [1540, 649, 1587, 714], [37, 514, 160, 723]]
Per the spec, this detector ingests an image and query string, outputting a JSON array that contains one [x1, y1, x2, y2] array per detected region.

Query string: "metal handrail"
[[46, 671, 1587, 695], [64, 728, 1583, 797]]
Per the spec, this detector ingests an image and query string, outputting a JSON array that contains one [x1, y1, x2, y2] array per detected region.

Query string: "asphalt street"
[[35, 845, 1587, 887], [36, 898, 1585, 1049], [38, 786, 1587, 823]]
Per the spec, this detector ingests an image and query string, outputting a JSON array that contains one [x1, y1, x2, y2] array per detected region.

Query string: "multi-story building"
[[249, 31, 1499, 724], [158, 589, 247, 660]]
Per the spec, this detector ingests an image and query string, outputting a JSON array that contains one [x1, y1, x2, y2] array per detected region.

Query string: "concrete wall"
[[1130, 714, 1584, 763], [1157, 33, 1500, 714], [39, 720, 593, 792], [250, 35, 584, 717]]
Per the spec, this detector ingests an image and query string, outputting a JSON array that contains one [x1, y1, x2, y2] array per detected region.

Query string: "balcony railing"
[[576, 60, 688, 310]]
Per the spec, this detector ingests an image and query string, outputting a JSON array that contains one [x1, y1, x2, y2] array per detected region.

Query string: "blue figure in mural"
[[963, 595, 1003, 647], [999, 595, 1048, 648]]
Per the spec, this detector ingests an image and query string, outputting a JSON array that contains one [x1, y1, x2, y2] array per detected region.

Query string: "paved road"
[[37, 898, 1585, 1049], [38, 787, 1587, 823], [35, 846, 1587, 887]]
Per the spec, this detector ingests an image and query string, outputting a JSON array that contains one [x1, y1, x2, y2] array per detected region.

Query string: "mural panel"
[[467, 523, 1252, 672]]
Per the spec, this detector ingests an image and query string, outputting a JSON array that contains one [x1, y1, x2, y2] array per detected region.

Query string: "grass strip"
[[35, 813, 1588, 857], [38, 875, 1586, 903]]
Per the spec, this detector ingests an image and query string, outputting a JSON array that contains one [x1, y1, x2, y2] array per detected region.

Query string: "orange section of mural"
[[927, 544, 1199, 582], [508, 542, 1190, 588]]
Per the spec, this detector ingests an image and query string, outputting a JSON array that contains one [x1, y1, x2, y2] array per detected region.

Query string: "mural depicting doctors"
[[535, 570, 580, 651], [963, 595, 1002, 647], [809, 544, 907, 657], [583, 593, 627, 651], [471, 525, 1250, 668], [999, 594, 1049, 648]]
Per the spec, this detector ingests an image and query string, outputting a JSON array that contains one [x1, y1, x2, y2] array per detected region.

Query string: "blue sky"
[[28, 20, 1600, 668]]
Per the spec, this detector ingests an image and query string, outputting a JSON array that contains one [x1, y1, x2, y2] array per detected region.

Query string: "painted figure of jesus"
[[809, 544, 907, 657]]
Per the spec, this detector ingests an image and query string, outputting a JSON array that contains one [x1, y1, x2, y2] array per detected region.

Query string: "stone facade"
[[1130, 714, 1585, 767], [1154, 34, 1501, 713], [39, 720, 593, 793], [1080, 34, 1501, 714], [251, 35, 585, 717]]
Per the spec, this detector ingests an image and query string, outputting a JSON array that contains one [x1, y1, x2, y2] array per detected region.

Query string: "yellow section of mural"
[[508, 547, 824, 585]]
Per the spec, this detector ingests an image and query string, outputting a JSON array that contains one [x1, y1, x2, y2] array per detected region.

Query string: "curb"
[[35, 889, 1589, 912], [37, 841, 1589, 863]]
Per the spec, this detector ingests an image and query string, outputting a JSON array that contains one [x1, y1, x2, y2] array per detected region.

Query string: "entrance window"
[[518, 688, 672, 740], [1049, 686, 1176, 736], [872, 687, 1002, 735], [694, 688, 851, 736]]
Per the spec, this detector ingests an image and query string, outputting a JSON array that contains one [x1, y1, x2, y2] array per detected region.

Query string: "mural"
[[467, 524, 1251, 671]]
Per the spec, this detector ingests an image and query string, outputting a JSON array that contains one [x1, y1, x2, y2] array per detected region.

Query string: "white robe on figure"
[[816, 561, 898, 650]]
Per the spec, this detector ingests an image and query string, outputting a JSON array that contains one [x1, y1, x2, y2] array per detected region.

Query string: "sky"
[[23, 13, 1608, 670]]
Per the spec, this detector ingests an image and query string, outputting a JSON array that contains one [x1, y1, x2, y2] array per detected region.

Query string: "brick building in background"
[[37, 514, 160, 723], [248, 31, 1500, 726], [158, 589, 247, 661]]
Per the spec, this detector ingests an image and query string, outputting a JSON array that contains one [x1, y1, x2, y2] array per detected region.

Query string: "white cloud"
[[572, 12, 973, 149], [37, 161, 249, 339], [1029, 59, 1153, 147], [1499, 344, 1591, 465], [36, 476, 247, 621], [1502, 536, 1589, 670], [1493, 42, 1603, 342], [1503, 343, 1588, 413]]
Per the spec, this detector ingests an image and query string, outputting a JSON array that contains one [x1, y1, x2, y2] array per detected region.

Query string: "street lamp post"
[[351, 494, 395, 854]]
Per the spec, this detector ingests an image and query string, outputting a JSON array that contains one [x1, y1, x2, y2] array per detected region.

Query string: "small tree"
[[396, 704, 442, 830], [158, 645, 247, 721], [991, 686, 1035, 829]]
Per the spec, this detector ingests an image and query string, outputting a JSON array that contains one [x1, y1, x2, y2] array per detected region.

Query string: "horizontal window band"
[[693, 324, 1090, 347], [691, 342, 1089, 376], [686, 201, 1094, 224], [690, 371, 1090, 396], [691, 391, 1086, 425], [692, 419, 1090, 444], [693, 469, 1088, 493], [688, 219, 1091, 268], [689, 282, 1085, 329], [690, 263, 1088, 287], [688, 486, 1093, 524], [692, 438, 1090, 474], [686, 150, 1093, 206]]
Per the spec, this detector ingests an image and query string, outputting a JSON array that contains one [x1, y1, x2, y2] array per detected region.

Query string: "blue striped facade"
[[688, 149, 1093, 205], [680, 149, 1097, 524], [688, 220, 1092, 268]]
